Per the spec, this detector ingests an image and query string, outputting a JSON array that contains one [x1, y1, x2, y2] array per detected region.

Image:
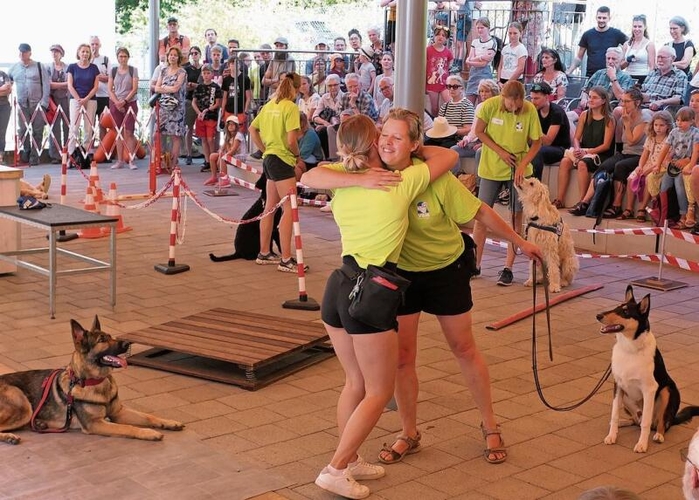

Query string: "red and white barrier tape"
[[179, 178, 289, 226], [118, 176, 175, 210], [572, 225, 699, 243]]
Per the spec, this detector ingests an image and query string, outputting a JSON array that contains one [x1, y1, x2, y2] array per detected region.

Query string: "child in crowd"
[[426, 25, 454, 117], [463, 17, 497, 105], [356, 46, 376, 94], [497, 21, 527, 85], [192, 64, 222, 173], [622, 111, 673, 221], [653, 106, 699, 228], [205, 115, 246, 187]]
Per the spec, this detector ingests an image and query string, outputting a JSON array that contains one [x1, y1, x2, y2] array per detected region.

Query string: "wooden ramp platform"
[[120, 308, 333, 390]]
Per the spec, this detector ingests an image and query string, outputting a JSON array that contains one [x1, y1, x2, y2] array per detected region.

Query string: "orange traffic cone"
[[103, 182, 132, 234], [89, 161, 104, 207], [78, 186, 107, 239]]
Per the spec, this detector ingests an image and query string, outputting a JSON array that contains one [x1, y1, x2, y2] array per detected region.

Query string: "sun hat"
[[360, 45, 375, 59], [425, 116, 457, 138], [49, 44, 65, 56]]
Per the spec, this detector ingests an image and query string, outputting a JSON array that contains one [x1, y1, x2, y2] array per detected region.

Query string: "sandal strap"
[[395, 431, 421, 449]]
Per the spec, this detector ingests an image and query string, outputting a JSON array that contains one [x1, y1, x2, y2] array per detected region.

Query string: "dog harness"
[[525, 216, 564, 240], [30, 369, 105, 433]]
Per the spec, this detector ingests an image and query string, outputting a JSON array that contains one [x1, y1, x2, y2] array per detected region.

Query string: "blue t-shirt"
[[67, 63, 100, 99], [579, 27, 628, 77]]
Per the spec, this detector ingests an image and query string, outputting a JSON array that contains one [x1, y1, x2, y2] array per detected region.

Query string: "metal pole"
[[149, 0, 160, 76], [657, 219, 669, 281], [393, 0, 427, 116]]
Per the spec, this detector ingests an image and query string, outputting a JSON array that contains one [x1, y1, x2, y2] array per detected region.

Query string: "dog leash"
[[530, 261, 612, 412], [30, 369, 74, 433]]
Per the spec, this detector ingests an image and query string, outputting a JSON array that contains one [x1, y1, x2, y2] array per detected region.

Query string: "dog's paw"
[[604, 433, 617, 445], [162, 420, 185, 431], [0, 433, 21, 445], [523, 278, 533, 287], [633, 440, 648, 453], [138, 428, 164, 441], [653, 432, 665, 443], [548, 284, 562, 293]]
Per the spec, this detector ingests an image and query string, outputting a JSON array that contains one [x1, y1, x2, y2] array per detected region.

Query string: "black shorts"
[[397, 254, 473, 316], [321, 268, 393, 335], [96, 97, 109, 117], [263, 154, 295, 182]]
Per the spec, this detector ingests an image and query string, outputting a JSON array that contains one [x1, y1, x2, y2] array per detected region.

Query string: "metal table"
[[0, 205, 118, 318]]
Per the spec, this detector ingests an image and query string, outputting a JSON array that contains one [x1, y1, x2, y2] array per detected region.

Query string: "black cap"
[[19, 43, 31, 53], [530, 81, 553, 95], [167, 16, 178, 24]]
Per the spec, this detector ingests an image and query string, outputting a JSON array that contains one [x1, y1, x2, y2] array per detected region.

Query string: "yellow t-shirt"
[[325, 162, 431, 269], [250, 98, 300, 167], [476, 97, 542, 181], [399, 171, 482, 272]]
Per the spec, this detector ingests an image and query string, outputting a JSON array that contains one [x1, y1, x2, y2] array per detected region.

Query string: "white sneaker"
[[315, 467, 370, 499], [348, 456, 385, 480], [128, 163, 138, 170], [110, 161, 125, 170]]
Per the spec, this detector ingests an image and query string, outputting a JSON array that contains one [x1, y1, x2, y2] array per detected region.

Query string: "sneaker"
[[497, 267, 514, 286], [255, 252, 281, 265], [497, 188, 510, 205], [200, 162, 211, 173], [250, 150, 263, 160], [111, 161, 125, 170], [128, 163, 138, 170], [277, 257, 309, 273], [185, 156, 192, 165], [315, 467, 370, 500], [218, 176, 231, 187], [347, 456, 385, 480]]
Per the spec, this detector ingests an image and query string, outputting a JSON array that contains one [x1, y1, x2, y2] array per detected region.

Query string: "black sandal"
[[602, 206, 622, 219], [568, 201, 589, 216], [617, 209, 633, 220]]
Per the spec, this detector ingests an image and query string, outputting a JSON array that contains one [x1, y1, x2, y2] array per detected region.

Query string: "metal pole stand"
[[632, 220, 688, 291], [154, 169, 190, 275], [282, 191, 320, 311]]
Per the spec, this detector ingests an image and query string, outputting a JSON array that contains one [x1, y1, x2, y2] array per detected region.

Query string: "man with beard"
[[567, 6, 627, 78], [640, 45, 687, 111], [262, 37, 296, 97]]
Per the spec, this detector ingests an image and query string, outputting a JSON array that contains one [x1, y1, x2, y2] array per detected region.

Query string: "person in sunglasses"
[[436, 74, 474, 146]]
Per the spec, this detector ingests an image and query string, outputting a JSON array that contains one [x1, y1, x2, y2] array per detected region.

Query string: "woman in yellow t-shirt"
[[301, 113, 457, 499], [249, 73, 302, 273]]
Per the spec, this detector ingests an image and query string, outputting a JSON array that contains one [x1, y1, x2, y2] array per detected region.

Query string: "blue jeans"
[[660, 173, 688, 214], [531, 145, 565, 180]]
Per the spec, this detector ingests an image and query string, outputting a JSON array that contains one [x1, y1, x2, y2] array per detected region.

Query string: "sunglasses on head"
[[445, 84, 462, 90], [530, 83, 551, 94]]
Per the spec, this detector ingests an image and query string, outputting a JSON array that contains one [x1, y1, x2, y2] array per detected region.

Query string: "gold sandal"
[[378, 431, 421, 464], [480, 423, 507, 464]]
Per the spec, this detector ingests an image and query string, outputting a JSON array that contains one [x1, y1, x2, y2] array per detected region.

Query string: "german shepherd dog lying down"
[[210, 173, 282, 262], [0, 317, 184, 445], [597, 285, 699, 453]]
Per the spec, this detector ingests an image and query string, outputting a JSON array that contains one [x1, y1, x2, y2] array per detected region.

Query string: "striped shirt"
[[438, 98, 475, 137]]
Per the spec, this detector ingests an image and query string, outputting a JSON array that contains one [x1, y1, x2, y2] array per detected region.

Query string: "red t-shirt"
[[426, 45, 453, 92]]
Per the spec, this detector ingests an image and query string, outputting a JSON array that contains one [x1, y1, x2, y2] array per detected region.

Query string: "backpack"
[[491, 35, 504, 70], [111, 66, 135, 79], [586, 169, 613, 222], [164, 35, 185, 50]]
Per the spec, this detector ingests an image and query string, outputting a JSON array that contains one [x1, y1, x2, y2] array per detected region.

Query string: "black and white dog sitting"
[[597, 285, 699, 453], [209, 174, 281, 261]]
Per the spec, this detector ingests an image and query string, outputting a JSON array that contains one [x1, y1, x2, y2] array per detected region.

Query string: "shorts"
[[185, 100, 197, 128], [478, 177, 523, 213], [96, 96, 109, 117], [456, 13, 472, 42], [109, 100, 137, 132], [321, 268, 391, 335], [397, 254, 473, 316], [262, 154, 295, 181], [195, 118, 217, 138]]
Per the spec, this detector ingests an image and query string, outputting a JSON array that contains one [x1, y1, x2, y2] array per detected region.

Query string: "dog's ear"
[[71, 319, 88, 350], [638, 293, 650, 316], [91, 315, 101, 332], [625, 284, 635, 303]]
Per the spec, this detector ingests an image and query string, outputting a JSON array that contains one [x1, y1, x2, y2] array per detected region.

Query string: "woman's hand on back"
[[359, 167, 402, 190]]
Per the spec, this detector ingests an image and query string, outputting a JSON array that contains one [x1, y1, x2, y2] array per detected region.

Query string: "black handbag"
[[347, 264, 411, 331], [148, 93, 161, 108]]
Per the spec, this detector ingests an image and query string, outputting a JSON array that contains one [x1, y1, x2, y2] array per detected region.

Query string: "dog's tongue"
[[102, 355, 127, 368], [600, 324, 623, 334]]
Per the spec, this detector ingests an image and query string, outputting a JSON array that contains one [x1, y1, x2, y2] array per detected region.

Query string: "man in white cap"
[[262, 36, 296, 97], [9, 43, 50, 165]]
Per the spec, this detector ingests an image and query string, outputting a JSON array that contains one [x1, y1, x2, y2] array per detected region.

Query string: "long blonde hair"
[[337, 114, 378, 172], [275, 72, 301, 103]]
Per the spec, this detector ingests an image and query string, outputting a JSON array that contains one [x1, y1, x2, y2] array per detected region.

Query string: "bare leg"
[[437, 312, 504, 461], [271, 177, 297, 261], [259, 179, 281, 255], [557, 157, 573, 202], [576, 162, 591, 201], [473, 219, 488, 268]]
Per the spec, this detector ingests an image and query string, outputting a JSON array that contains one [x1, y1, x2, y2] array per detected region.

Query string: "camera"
[[626, 54, 636, 63]]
